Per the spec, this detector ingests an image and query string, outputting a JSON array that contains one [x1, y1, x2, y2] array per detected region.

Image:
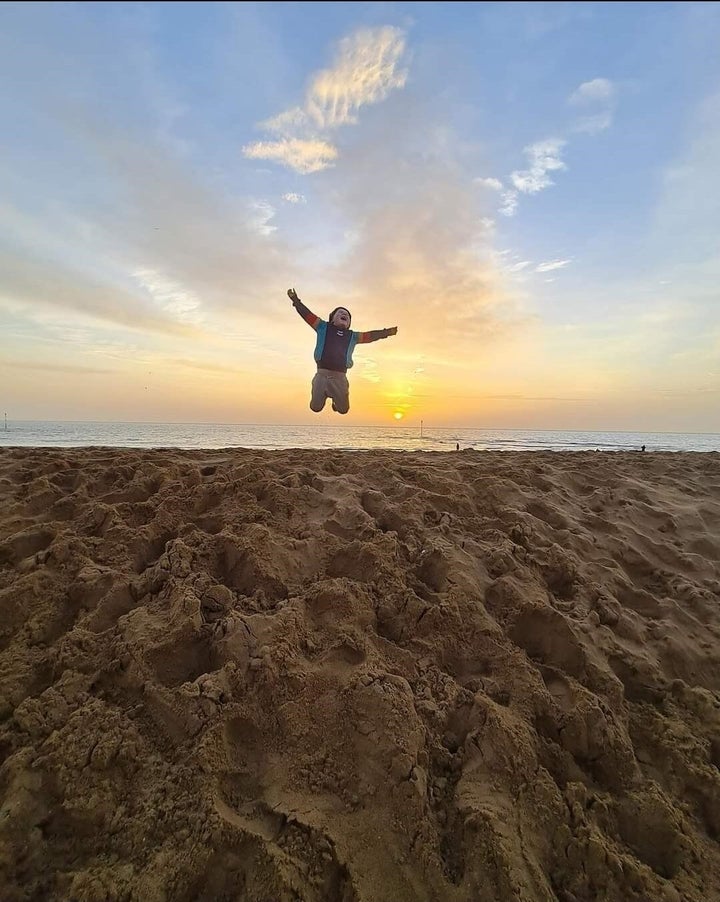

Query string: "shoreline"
[[3, 423, 718, 456]]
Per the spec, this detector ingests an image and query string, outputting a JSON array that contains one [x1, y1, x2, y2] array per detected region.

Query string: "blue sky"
[[1, 1, 719, 429]]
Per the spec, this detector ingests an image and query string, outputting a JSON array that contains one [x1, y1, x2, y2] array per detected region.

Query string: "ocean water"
[[0, 421, 717, 453]]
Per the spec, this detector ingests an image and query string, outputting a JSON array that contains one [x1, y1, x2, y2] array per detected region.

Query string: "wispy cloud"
[[247, 200, 277, 236], [313, 100, 525, 364], [305, 26, 408, 129], [569, 77, 616, 134], [242, 26, 408, 173], [511, 139, 567, 193], [571, 110, 613, 136], [172, 358, 246, 373], [0, 358, 117, 374], [0, 97, 297, 330], [499, 191, 519, 217], [499, 139, 567, 217], [654, 89, 720, 256], [0, 245, 194, 336], [569, 78, 614, 105], [495, 80, 613, 219], [282, 192, 307, 204], [134, 269, 204, 323], [243, 138, 338, 175], [475, 177, 503, 191], [535, 259, 571, 272]]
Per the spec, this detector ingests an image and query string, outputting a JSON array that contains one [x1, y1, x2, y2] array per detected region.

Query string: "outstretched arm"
[[356, 326, 398, 344], [288, 288, 321, 330]]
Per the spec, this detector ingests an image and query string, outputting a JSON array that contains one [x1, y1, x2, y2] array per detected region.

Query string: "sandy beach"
[[1, 446, 720, 901]]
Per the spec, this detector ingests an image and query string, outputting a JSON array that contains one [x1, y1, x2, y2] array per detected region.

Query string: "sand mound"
[[1, 447, 720, 901]]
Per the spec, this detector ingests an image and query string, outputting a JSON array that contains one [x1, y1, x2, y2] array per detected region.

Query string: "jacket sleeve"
[[292, 297, 322, 330], [355, 328, 395, 343]]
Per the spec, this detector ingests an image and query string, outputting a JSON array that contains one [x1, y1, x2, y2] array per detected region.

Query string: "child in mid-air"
[[288, 288, 398, 414]]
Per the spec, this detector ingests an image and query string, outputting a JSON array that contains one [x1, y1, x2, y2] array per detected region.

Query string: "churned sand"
[[1, 446, 720, 902]]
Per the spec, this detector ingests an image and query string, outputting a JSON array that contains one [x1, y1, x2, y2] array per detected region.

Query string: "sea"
[[0, 421, 717, 453]]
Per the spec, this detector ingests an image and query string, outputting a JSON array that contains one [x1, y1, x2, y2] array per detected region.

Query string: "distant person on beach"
[[288, 288, 398, 414]]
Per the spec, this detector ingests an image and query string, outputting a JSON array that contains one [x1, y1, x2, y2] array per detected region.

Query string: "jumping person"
[[288, 288, 397, 414]]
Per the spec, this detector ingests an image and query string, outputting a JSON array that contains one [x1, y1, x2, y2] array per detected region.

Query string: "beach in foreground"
[[1, 447, 720, 902]]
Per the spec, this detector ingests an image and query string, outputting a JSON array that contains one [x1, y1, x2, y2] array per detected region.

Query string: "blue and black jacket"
[[292, 297, 395, 373]]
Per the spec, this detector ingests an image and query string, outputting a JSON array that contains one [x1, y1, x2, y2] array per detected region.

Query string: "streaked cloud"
[[134, 269, 203, 323], [499, 191, 519, 217], [261, 107, 309, 137], [306, 26, 408, 129], [0, 358, 117, 374], [316, 102, 525, 368], [282, 192, 306, 204], [569, 78, 616, 134], [0, 99, 296, 325], [0, 246, 193, 336], [569, 78, 614, 105], [243, 26, 407, 173], [172, 358, 246, 373], [247, 200, 277, 236], [535, 259, 571, 272], [511, 139, 567, 193], [640, 308, 687, 325], [496, 81, 612, 220], [243, 138, 338, 175], [498, 139, 566, 217], [475, 177, 503, 191], [576, 111, 613, 134], [357, 357, 381, 383], [654, 89, 720, 254]]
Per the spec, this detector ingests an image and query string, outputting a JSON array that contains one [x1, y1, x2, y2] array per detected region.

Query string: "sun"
[[393, 411, 404, 420]]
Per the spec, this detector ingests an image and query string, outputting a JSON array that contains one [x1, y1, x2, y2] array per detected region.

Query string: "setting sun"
[[393, 412, 404, 420]]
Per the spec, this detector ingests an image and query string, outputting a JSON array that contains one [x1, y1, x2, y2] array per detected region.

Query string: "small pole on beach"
[[3, 413, 6, 431], [420, 419, 423, 438]]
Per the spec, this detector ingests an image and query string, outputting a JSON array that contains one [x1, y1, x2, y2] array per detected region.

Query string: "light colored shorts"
[[310, 368, 350, 414]]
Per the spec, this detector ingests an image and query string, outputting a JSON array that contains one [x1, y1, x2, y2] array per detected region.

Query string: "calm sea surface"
[[0, 421, 717, 453]]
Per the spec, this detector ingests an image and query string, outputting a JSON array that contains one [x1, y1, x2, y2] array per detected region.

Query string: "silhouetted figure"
[[641, 445, 646, 452], [456, 442, 460, 451]]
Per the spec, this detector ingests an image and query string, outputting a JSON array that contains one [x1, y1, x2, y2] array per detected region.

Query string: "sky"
[[1, 1, 719, 431]]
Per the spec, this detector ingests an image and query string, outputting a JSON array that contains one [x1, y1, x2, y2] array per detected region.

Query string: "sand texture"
[[1, 447, 720, 902]]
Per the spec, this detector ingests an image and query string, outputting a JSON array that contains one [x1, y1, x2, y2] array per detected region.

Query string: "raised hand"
[[388, 326, 398, 336], [288, 288, 300, 303]]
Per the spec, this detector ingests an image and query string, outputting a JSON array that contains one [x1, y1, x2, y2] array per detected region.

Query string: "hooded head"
[[328, 307, 351, 329]]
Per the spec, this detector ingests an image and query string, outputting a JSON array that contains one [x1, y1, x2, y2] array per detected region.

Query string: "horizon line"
[[1, 418, 719, 438]]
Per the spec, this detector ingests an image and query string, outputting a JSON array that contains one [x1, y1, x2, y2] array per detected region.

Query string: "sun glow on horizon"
[[393, 411, 404, 420]]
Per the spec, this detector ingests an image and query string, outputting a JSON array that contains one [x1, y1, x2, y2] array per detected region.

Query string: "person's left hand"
[[388, 326, 398, 336]]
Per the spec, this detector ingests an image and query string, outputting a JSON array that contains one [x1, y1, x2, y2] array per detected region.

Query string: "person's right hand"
[[288, 288, 299, 303]]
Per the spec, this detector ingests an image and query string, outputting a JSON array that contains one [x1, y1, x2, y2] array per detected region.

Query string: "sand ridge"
[[1, 447, 720, 901]]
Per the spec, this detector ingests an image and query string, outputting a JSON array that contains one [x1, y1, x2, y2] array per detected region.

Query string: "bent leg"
[[310, 372, 328, 412], [328, 373, 350, 414]]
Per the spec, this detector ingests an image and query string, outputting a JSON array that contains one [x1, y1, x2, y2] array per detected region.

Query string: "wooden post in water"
[[420, 419, 423, 438], [3, 413, 6, 431]]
